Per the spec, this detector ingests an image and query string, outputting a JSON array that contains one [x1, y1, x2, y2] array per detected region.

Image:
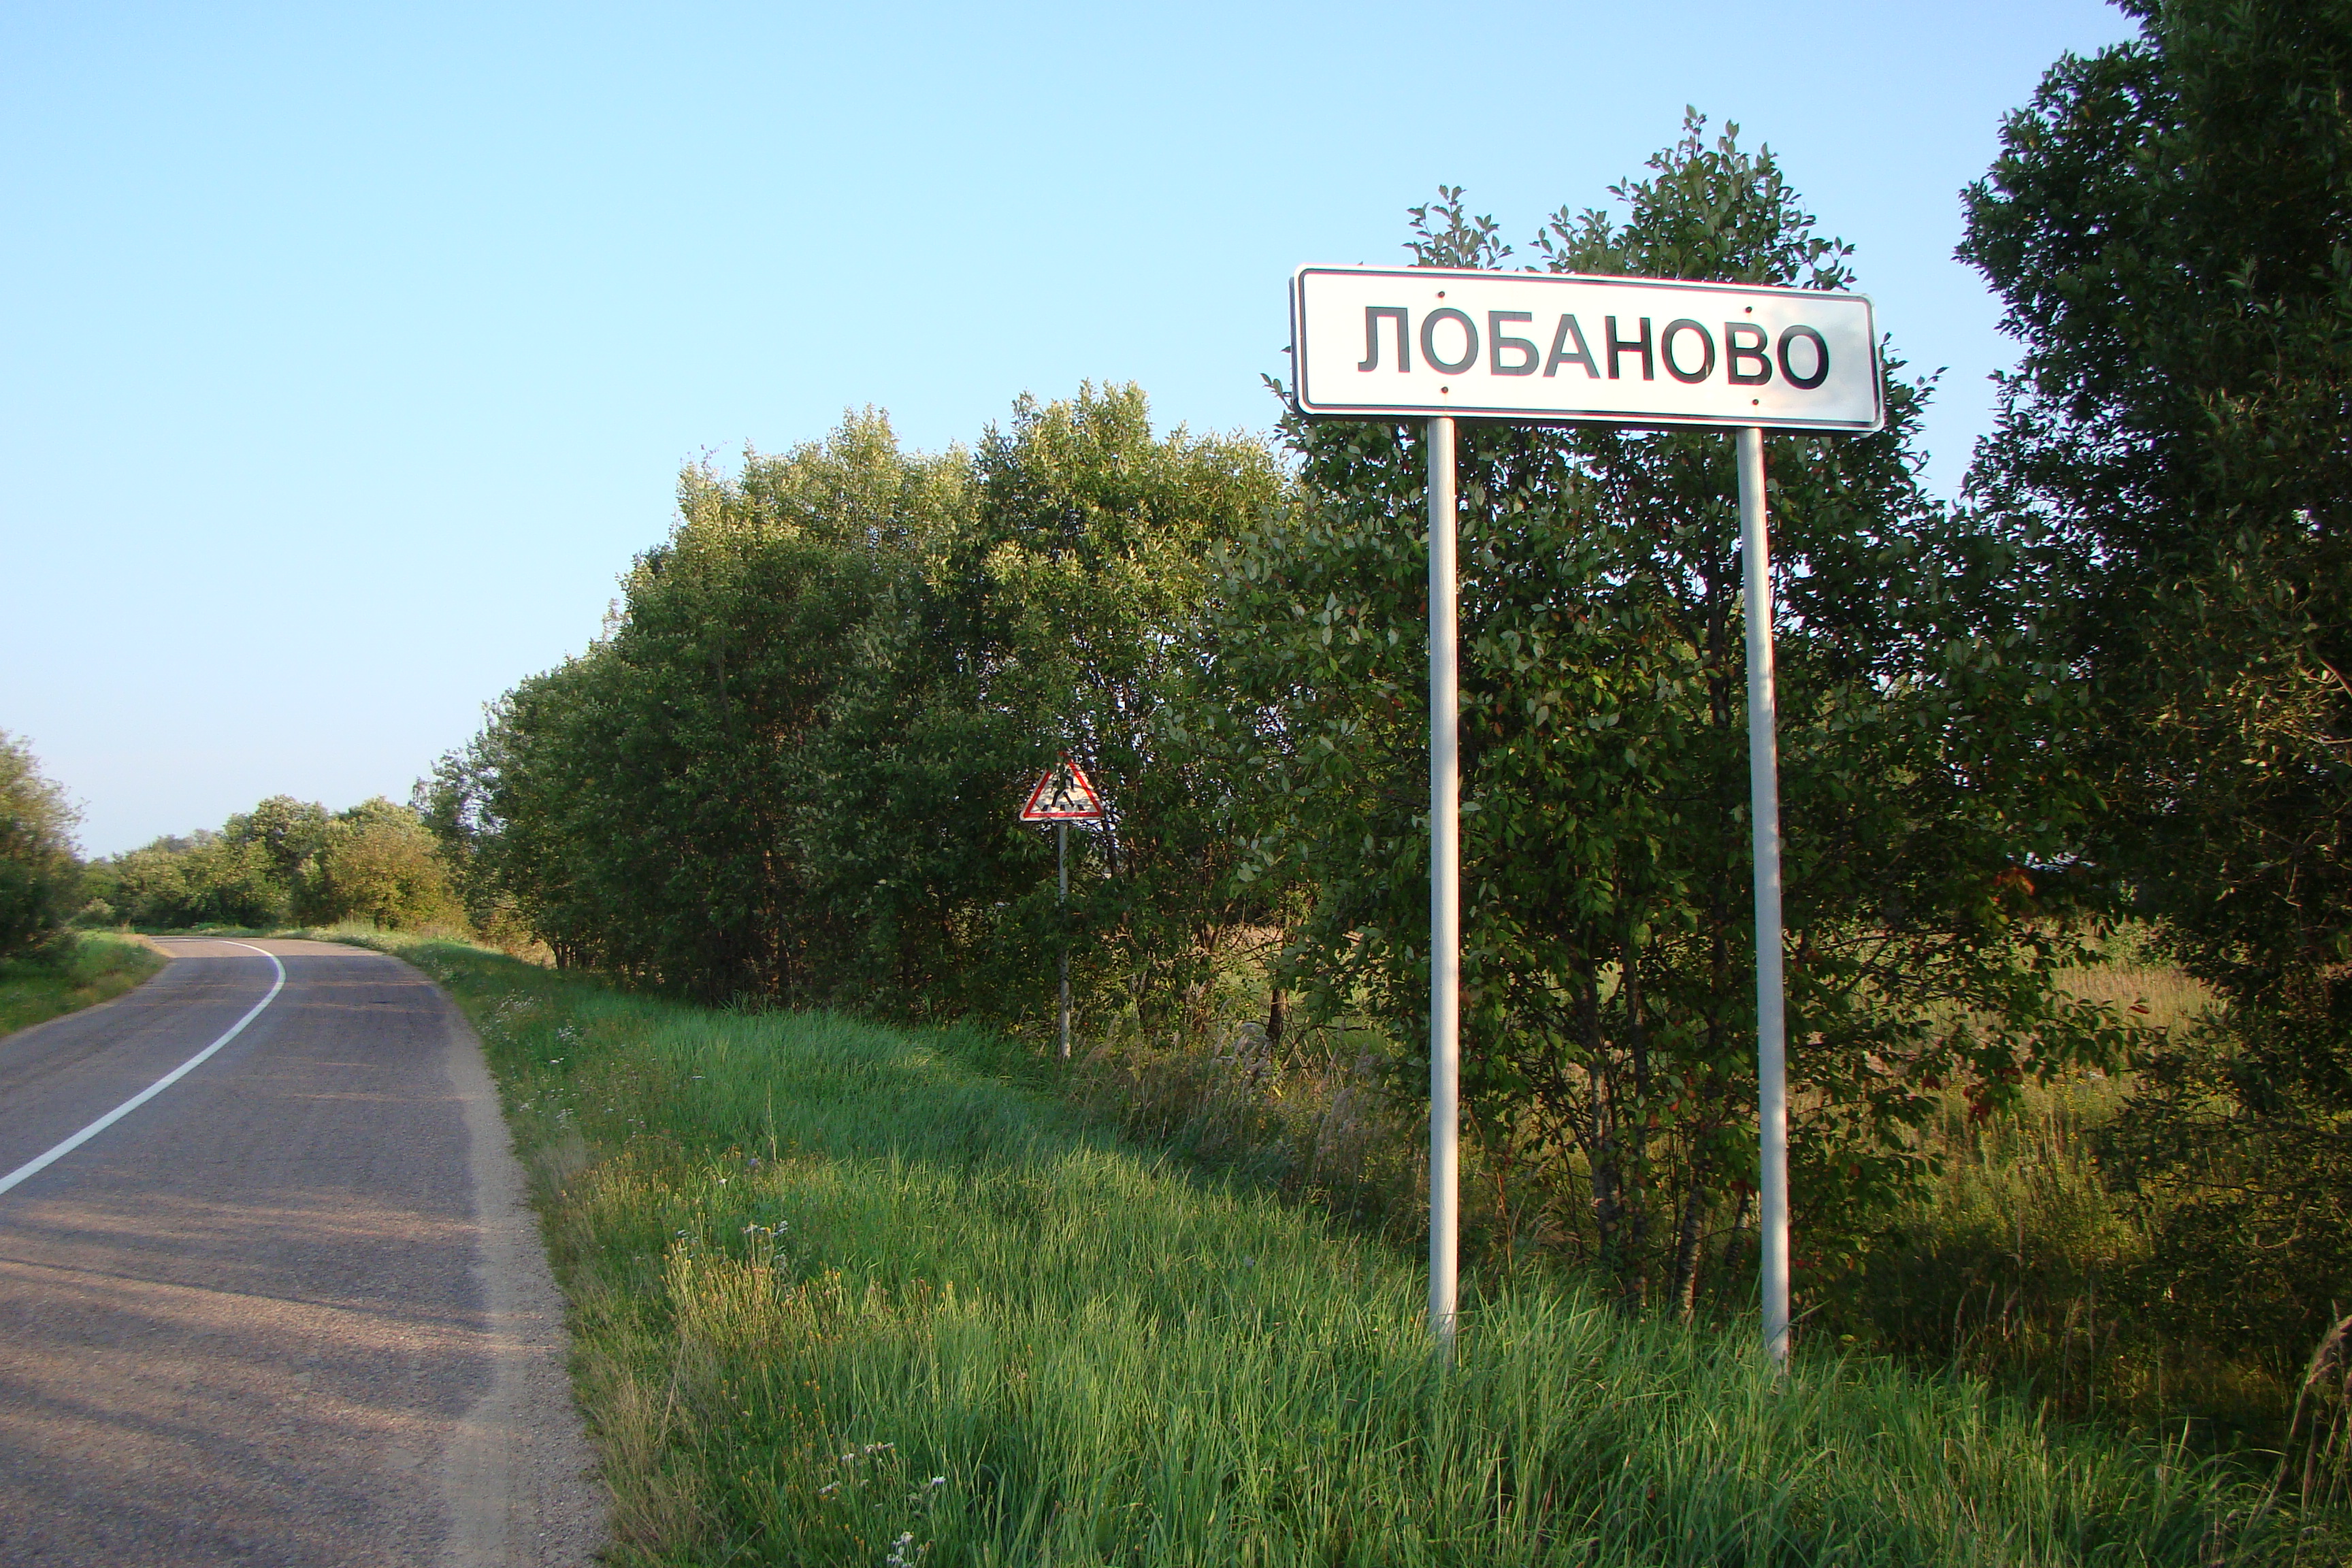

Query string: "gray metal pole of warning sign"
[[1058, 819, 1071, 1061], [1738, 425, 1791, 1367], [1428, 415, 1460, 1360]]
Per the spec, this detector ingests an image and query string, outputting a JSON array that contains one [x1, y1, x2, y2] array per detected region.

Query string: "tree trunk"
[[1670, 1152, 1709, 1322]]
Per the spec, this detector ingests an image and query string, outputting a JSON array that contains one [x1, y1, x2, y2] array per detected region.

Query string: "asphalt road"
[[0, 938, 602, 1567]]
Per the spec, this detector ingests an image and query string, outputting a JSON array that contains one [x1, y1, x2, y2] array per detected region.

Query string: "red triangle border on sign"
[[1019, 755, 1105, 821]]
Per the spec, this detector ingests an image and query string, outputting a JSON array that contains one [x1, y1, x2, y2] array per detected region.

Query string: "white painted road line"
[[0, 940, 287, 1198]]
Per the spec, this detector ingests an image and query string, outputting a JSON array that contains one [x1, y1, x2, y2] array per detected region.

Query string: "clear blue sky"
[[3, 1, 2139, 857]]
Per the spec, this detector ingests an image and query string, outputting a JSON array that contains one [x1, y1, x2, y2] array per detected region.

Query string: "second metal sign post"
[[1293, 264, 1882, 1366]]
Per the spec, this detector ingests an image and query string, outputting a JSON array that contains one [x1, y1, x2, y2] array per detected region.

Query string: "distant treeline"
[[0, 745, 461, 944], [80, 794, 460, 932]]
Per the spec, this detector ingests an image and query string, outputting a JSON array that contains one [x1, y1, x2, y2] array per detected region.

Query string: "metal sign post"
[[1058, 820, 1071, 1059], [1738, 426, 1791, 1366], [1427, 415, 1460, 1359], [1019, 756, 1106, 1062], [1290, 265, 1880, 1365]]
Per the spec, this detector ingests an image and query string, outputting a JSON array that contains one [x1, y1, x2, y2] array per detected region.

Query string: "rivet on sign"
[[1436, 291, 1446, 298], [1752, 399, 1761, 406]]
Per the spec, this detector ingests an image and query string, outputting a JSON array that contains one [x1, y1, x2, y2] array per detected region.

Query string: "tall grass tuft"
[[0, 930, 165, 1036], [352, 935, 2317, 1565]]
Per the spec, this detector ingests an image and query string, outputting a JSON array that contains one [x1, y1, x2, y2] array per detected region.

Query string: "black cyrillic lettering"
[[1544, 314, 1599, 378], [1725, 322, 1772, 385], [1661, 318, 1715, 384], [1358, 306, 1410, 372], [1778, 324, 1830, 389], [1420, 308, 1478, 374], [1489, 311, 1539, 376], [1605, 315, 1654, 380]]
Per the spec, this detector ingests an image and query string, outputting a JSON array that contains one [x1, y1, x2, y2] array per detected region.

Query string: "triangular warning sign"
[[1019, 756, 1104, 821]]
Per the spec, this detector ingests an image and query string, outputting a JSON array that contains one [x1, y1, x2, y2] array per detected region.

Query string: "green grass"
[[345, 934, 2317, 1566], [0, 930, 167, 1037]]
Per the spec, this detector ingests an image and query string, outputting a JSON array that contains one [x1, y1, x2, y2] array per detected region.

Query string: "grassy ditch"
[[358, 935, 2311, 1566], [0, 931, 166, 1037]]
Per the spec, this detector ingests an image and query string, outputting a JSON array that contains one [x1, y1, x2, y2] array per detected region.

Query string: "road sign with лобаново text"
[[1290, 265, 1880, 432], [1298, 263, 1846, 1365]]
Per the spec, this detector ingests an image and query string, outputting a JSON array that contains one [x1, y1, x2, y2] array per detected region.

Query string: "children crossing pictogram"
[[1018, 757, 1103, 822]]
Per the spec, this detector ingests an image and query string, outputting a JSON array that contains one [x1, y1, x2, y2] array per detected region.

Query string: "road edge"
[[430, 980, 608, 1568]]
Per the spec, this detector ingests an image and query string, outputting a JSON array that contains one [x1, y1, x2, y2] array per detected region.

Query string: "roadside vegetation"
[[0, 730, 83, 962], [411, 0, 2352, 1503], [78, 793, 464, 934], [0, 931, 165, 1037], [0, 732, 167, 1036], [1048, 938, 2347, 1482], [428, 120, 2105, 1329], [350, 931, 2316, 1566]]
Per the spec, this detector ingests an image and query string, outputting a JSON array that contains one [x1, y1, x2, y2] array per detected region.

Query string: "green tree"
[[433, 391, 1287, 1028], [225, 795, 333, 911], [1960, 0, 2352, 1364], [95, 830, 286, 928], [0, 733, 82, 957], [430, 411, 978, 996], [83, 838, 191, 928], [1228, 120, 2122, 1313], [306, 798, 461, 929], [926, 384, 1288, 1028]]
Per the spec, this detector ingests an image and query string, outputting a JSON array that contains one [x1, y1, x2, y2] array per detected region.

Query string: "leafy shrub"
[[0, 733, 82, 958], [304, 797, 461, 929]]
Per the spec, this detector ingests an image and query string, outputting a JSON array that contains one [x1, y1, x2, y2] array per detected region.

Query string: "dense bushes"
[[1959, 0, 2352, 1405], [425, 386, 1287, 1022], [0, 732, 82, 958]]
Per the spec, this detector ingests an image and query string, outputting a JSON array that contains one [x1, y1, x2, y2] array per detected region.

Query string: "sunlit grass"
[[2054, 963, 2215, 1036], [328, 932, 2317, 1566], [0, 930, 166, 1036]]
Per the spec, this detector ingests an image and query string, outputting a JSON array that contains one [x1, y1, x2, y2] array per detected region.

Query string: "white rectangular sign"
[[1291, 266, 1882, 431]]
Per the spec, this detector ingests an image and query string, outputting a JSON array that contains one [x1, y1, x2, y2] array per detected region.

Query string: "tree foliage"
[[86, 795, 458, 931], [428, 388, 1288, 1022], [426, 124, 2162, 1322], [1961, 0, 2352, 1362], [0, 733, 82, 958]]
